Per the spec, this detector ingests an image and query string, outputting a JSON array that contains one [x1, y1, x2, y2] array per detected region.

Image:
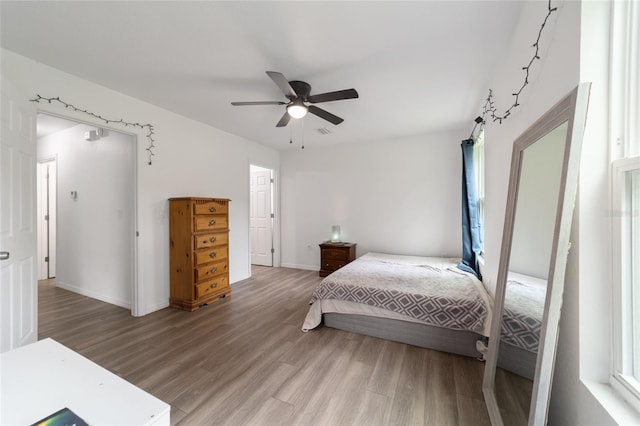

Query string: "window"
[[474, 129, 485, 254], [612, 158, 640, 410], [611, 0, 640, 412], [631, 170, 640, 383]]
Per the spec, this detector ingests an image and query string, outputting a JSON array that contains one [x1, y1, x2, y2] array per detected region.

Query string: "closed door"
[[1, 76, 38, 352], [250, 167, 272, 266]]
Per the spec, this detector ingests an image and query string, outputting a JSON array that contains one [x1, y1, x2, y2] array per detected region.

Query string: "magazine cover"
[[31, 407, 89, 426]]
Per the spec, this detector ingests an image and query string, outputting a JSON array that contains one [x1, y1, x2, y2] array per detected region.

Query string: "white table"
[[1, 338, 170, 425]]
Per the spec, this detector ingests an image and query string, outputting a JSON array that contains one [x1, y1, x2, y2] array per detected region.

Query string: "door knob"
[[0, 251, 10, 261]]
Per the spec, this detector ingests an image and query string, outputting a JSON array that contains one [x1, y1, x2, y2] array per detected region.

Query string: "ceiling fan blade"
[[308, 89, 359, 103], [275, 111, 292, 127], [231, 101, 286, 106], [308, 105, 344, 125], [266, 71, 297, 98]]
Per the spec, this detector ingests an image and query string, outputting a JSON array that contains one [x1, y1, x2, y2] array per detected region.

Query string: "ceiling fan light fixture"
[[231, 71, 356, 127], [287, 103, 308, 119]]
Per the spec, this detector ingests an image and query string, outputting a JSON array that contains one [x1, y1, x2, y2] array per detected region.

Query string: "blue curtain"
[[458, 138, 483, 280]]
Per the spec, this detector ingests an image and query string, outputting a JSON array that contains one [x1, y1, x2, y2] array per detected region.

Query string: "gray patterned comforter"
[[308, 253, 490, 335], [501, 279, 545, 353]]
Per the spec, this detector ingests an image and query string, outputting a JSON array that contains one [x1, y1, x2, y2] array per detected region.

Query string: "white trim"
[[280, 263, 317, 271], [611, 156, 640, 414], [611, 375, 640, 415], [610, 0, 640, 160], [609, 0, 640, 413], [55, 280, 131, 310], [583, 380, 640, 425]]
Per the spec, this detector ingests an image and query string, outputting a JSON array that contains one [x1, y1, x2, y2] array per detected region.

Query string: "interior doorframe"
[[37, 155, 57, 280], [248, 162, 280, 272], [36, 110, 141, 316]]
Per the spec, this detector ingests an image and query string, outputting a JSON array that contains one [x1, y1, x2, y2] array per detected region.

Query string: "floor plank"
[[38, 266, 494, 425]]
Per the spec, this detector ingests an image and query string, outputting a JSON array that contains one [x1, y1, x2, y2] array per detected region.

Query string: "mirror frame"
[[483, 83, 591, 426]]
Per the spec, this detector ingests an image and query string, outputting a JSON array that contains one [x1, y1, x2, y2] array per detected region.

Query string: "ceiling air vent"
[[316, 127, 332, 135]]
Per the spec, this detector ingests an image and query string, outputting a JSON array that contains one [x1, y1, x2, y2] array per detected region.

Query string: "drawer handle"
[[209, 219, 216, 226], [210, 267, 218, 274], [209, 236, 217, 243], [209, 207, 217, 212], [210, 282, 218, 289], [209, 252, 217, 258]]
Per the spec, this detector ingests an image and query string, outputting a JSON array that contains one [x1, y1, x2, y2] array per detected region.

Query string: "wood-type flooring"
[[38, 265, 528, 425]]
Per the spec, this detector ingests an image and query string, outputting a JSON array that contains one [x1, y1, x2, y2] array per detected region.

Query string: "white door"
[[37, 159, 56, 279], [250, 167, 273, 266], [0, 77, 38, 352]]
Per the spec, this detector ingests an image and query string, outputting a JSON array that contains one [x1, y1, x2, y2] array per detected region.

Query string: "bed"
[[497, 272, 546, 380], [302, 252, 492, 358]]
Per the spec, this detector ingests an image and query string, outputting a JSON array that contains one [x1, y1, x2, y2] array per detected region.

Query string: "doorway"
[[37, 158, 57, 280], [36, 113, 136, 312], [250, 165, 274, 266]]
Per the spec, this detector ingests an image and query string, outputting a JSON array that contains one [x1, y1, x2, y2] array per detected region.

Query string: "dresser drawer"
[[194, 232, 228, 250], [322, 248, 349, 261], [319, 243, 356, 277], [194, 200, 229, 216], [196, 276, 229, 299], [195, 246, 228, 265], [322, 260, 349, 271], [194, 215, 228, 232], [195, 259, 229, 282]]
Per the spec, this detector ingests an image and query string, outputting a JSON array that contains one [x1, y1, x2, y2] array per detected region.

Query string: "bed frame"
[[324, 313, 485, 359], [497, 341, 536, 380]]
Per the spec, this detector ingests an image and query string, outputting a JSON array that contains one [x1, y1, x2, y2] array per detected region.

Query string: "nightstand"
[[319, 242, 356, 277]]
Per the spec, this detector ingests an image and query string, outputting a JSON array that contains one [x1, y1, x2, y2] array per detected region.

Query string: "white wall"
[[1, 48, 280, 316], [38, 124, 135, 308], [483, 1, 615, 424], [280, 131, 462, 270]]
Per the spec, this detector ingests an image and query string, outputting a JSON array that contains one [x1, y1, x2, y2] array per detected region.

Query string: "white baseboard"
[[280, 263, 318, 271], [136, 300, 169, 317], [55, 281, 131, 310]]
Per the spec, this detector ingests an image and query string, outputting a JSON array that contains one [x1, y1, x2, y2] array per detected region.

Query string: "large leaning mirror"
[[483, 83, 591, 426]]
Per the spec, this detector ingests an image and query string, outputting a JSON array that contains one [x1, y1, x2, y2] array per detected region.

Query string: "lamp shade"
[[331, 225, 341, 242], [287, 103, 308, 119]]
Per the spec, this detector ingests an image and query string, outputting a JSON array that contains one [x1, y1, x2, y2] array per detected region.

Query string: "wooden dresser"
[[169, 197, 231, 311], [319, 242, 356, 277]]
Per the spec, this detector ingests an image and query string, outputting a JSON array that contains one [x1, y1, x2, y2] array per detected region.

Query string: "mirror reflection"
[[483, 83, 590, 426], [494, 122, 568, 423]]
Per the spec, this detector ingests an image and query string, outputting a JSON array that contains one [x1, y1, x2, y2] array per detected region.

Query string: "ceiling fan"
[[231, 71, 359, 127]]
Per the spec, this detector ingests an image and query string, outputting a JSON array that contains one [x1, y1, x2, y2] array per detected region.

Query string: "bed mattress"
[[302, 252, 492, 336], [501, 272, 546, 354]]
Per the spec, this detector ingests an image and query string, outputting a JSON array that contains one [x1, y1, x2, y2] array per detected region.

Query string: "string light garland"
[[30, 94, 156, 165], [471, 0, 558, 137]]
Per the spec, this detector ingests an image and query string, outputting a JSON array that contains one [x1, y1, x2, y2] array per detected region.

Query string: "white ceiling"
[[1, 1, 522, 150], [36, 113, 80, 138]]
